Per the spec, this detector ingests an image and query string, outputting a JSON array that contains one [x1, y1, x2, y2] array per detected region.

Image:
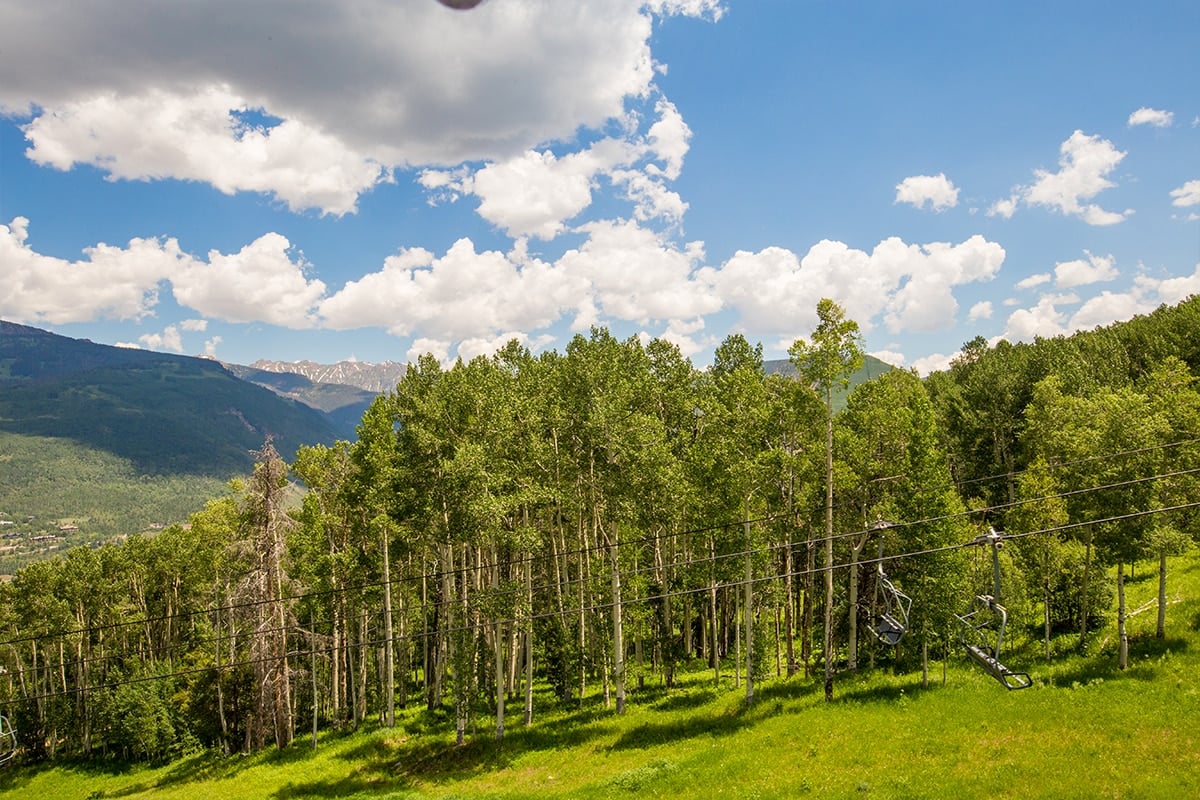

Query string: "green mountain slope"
[[0, 321, 341, 566], [765, 352, 896, 409], [0, 320, 339, 475]]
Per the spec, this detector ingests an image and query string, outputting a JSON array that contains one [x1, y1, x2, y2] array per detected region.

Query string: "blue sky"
[[2, 0, 1198, 374]]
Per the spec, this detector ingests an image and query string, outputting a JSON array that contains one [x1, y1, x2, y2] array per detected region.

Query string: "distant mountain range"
[[247, 358, 407, 394]]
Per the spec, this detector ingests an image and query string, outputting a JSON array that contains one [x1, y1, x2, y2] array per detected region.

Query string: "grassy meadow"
[[3, 555, 1199, 800]]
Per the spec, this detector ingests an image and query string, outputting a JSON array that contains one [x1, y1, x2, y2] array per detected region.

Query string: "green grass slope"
[[5, 554, 1197, 799]]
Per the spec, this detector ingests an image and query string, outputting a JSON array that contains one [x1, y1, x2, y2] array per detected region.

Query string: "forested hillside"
[[0, 298, 1198, 776], [0, 321, 339, 475], [0, 322, 340, 567]]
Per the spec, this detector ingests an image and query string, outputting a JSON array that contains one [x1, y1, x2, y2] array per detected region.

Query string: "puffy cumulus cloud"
[[1002, 295, 1074, 341], [558, 219, 718, 323], [1144, 263, 1200, 304], [0, 216, 181, 324], [181, 318, 208, 332], [204, 336, 222, 357], [882, 236, 1005, 333], [469, 146, 627, 239], [139, 325, 184, 353], [895, 173, 959, 211], [1, 217, 328, 328], [422, 99, 692, 237], [172, 233, 327, 326], [1020, 131, 1131, 225], [655, 317, 710, 359], [700, 234, 1004, 342], [320, 238, 584, 342], [1128, 107, 1174, 127], [1, 1, 718, 209], [1171, 179, 1200, 208], [1054, 252, 1117, 289], [1069, 291, 1148, 330], [987, 196, 1018, 219], [1001, 261, 1200, 346], [22, 86, 387, 216], [456, 331, 556, 363], [967, 301, 993, 322], [406, 338, 452, 366], [910, 352, 956, 376]]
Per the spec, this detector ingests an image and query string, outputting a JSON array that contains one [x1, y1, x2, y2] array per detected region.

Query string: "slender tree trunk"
[[610, 528, 626, 714], [744, 511, 754, 706], [823, 394, 835, 702], [1043, 581, 1052, 661], [524, 559, 534, 726], [847, 536, 865, 671], [784, 543, 796, 677], [802, 531, 814, 678], [493, 546, 506, 742], [1079, 528, 1093, 651], [1118, 561, 1129, 670], [1157, 549, 1168, 639], [381, 524, 395, 728]]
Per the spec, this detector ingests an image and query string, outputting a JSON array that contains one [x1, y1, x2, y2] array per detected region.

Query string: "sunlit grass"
[[4, 554, 1199, 799]]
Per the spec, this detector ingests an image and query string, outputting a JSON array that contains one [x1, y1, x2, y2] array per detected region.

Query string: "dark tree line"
[[2, 297, 1199, 763]]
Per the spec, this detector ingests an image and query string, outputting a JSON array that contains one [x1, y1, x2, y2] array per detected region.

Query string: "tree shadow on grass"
[[1040, 635, 1190, 687], [834, 678, 937, 705], [609, 677, 821, 752]]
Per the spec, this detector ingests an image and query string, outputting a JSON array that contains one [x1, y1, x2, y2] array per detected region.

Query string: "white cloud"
[[895, 173, 959, 211], [2, 2, 721, 211], [1068, 291, 1149, 330], [645, 0, 725, 19], [181, 318, 208, 332], [1142, 263, 1200, 304], [204, 336, 222, 357], [1015, 273, 1052, 290], [320, 237, 583, 341], [910, 352, 955, 376], [1128, 107, 1174, 127], [1054, 252, 1118, 289], [22, 86, 387, 216], [1002, 296, 1071, 342], [1001, 262, 1200, 346], [558, 219, 717, 323], [0, 216, 178, 324], [406, 338, 452, 366], [987, 196, 1018, 219], [967, 301, 993, 321], [870, 349, 906, 367], [700, 234, 1004, 342], [470, 149, 609, 239], [423, 99, 692, 238], [1019, 131, 1131, 225], [139, 325, 184, 353], [172, 233, 327, 327], [1171, 179, 1200, 207]]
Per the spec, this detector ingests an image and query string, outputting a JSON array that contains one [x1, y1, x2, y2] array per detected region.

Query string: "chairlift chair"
[[955, 528, 1032, 691], [869, 526, 912, 647], [871, 570, 912, 646], [0, 714, 16, 766]]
